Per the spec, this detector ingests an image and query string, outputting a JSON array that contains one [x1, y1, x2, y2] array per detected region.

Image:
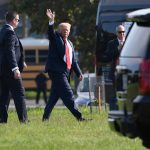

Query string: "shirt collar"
[[6, 24, 14, 31], [118, 38, 125, 43]]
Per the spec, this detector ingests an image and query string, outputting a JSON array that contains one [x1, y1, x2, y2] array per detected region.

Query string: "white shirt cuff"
[[12, 67, 19, 72], [49, 21, 54, 25]]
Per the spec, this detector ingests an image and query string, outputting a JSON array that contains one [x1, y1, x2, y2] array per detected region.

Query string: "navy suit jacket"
[[45, 24, 82, 78], [101, 38, 120, 83], [103, 38, 120, 62], [0, 24, 24, 76]]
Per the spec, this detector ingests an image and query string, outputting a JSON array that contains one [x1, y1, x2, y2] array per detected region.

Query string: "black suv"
[[108, 8, 150, 148]]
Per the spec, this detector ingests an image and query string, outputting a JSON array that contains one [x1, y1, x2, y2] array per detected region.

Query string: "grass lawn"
[[0, 108, 147, 150]]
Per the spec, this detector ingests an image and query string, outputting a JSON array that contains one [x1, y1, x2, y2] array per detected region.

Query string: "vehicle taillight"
[[139, 60, 150, 95]]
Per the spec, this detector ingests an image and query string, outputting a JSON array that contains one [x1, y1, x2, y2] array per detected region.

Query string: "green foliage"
[[0, 108, 147, 150], [10, 0, 99, 72]]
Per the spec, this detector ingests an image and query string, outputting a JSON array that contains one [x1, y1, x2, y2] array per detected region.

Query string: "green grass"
[[0, 108, 147, 150], [25, 91, 50, 99]]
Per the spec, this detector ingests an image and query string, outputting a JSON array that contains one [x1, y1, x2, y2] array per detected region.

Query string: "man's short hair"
[[116, 25, 125, 33], [58, 22, 71, 31], [5, 11, 18, 23]]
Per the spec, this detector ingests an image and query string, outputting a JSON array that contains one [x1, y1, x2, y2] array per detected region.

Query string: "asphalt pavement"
[[9, 99, 64, 109]]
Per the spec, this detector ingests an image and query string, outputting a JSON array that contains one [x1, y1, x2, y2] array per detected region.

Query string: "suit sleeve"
[[101, 40, 118, 62], [5, 30, 18, 70], [48, 24, 55, 41], [72, 51, 82, 77], [18, 41, 24, 72]]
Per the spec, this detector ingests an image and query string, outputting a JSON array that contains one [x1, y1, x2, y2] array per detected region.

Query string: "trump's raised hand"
[[46, 9, 55, 22]]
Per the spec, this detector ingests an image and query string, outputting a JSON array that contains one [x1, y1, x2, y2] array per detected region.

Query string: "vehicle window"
[[79, 78, 89, 92], [123, 22, 133, 35], [38, 50, 48, 64], [102, 22, 132, 34], [78, 77, 96, 92], [25, 50, 36, 64], [102, 22, 122, 33], [121, 23, 150, 57]]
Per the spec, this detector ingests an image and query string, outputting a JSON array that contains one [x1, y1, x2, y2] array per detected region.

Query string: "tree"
[[10, 0, 99, 72]]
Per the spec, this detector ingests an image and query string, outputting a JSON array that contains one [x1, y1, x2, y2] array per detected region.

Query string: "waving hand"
[[46, 9, 55, 22]]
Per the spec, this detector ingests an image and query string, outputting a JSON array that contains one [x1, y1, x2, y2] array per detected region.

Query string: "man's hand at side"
[[78, 75, 83, 81], [14, 69, 21, 79]]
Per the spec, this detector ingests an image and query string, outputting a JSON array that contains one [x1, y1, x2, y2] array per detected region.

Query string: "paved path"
[[9, 99, 64, 109]]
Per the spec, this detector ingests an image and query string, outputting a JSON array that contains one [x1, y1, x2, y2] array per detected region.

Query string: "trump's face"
[[59, 26, 70, 39]]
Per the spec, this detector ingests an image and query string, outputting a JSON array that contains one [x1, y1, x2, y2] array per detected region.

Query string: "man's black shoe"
[[42, 118, 49, 122], [20, 119, 30, 124], [0, 118, 7, 123]]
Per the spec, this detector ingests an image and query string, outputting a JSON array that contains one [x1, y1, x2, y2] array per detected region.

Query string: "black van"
[[95, 0, 150, 75]]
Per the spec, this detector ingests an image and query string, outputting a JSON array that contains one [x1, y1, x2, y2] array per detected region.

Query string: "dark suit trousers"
[[36, 88, 47, 104], [0, 76, 28, 123], [43, 72, 82, 120]]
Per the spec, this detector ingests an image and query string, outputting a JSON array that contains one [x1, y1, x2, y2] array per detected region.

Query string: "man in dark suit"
[[103, 25, 125, 81], [42, 9, 86, 121], [102, 25, 126, 110], [0, 11, 28, 123]]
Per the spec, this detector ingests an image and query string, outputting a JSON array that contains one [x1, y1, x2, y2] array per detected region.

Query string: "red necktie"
[[64, 39, 71, 70]]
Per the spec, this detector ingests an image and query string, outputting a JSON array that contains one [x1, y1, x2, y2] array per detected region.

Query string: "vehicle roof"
[[126, 8, 150, 22], [96, 0, 150, 26], [99, 0, 150, 12], [20, 37, 49, 47]]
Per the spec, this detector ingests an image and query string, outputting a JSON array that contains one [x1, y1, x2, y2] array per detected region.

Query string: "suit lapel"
[[55, 32, 65, 58], [115, 39, 119, 47]]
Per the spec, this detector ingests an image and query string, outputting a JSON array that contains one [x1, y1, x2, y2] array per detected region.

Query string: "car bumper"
[[108, 95, 150, 148]]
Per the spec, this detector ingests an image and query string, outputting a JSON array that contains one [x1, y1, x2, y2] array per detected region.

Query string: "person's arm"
[[46, 9, 55, 40], [5, 30, 18, 71], [72, 51, 83, 81], [5, 30, 21, 79]]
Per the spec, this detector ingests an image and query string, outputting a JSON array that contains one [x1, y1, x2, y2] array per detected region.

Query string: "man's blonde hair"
[[58, 22, 71, 31]]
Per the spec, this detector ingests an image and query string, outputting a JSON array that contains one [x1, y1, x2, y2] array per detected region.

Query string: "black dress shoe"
[[42, 118, 49, 122], [0, 118, 7, 123], [20, 119, 30, 124], [0, 121, 7, 124]]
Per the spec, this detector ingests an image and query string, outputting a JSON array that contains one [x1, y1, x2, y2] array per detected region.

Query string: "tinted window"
[[38, 50, 48, 64], [78, 77, 96, 92], [121, 23, 150, 57], [102, 22, 121, 33], [25, 50, 36, 64], [102, 22, 132, 34]]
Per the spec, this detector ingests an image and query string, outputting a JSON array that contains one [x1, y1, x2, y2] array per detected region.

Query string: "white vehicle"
[[75, 73, 96, 107]]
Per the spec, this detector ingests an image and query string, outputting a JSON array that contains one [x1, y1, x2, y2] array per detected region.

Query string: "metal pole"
[[88, 74, 92, 113], [98, 85, 102, 112], [102, 73, 106, 111]]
